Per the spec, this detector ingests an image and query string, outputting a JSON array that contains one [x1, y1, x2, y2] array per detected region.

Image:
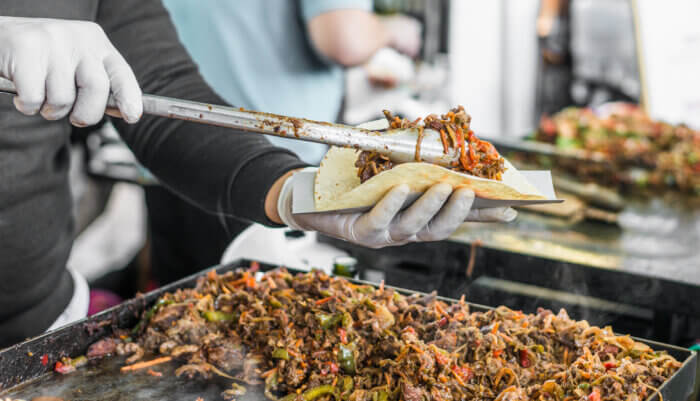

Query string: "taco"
[[314, 109, 546, 212]]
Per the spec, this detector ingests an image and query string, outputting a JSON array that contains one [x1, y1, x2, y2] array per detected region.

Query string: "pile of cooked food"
[[82, 268, 681, 401], [535, 105, 700, 194], [355, 106, 506, 183]]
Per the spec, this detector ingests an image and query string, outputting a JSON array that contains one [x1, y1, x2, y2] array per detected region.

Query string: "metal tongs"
[[0, 78, 458, 167]]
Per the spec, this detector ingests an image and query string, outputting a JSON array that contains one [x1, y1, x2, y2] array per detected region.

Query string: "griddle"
[[0, 259, 696, 401]]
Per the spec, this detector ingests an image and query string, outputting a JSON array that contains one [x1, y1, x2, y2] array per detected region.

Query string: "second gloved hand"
[[0, 17, 142, 126], [278, 169, 517, 249]]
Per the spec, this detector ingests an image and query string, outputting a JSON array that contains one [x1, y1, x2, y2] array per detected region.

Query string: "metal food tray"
[[0, 259, 696, 401]]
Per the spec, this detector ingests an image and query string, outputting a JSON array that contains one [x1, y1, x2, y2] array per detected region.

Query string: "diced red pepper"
[[338, 328, 348, 344], [403, 326, 416, 335], [519, 349, 531, 368], [604, 361, 616, 370], [54, 361, 74, 374], [434, 351, 450, 366], [437, 317, 448, 328], [41, 354, 48, 366], [588, 388, 601, 401], [492, 349, 503, 358], [451, 365, 473, 381], [249, 261, 260, 272], [329, 362, 339, 374], [245, 275, 256, 289]]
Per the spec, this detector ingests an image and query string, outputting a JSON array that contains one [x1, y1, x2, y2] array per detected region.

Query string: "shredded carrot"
[[491, 322, 500, 334], [315, 297, 334, 305], [260, 368, 277, 378], [385, 372, 392, 388], [396, 346, 409, 362], [415, 126, 424, 162], [409, 344, 424, 354], [332, 376, 338, 387], [121, 356, 172, 372], [146, 368, 163, 377], [379, 280, 385, 292], [446, 125, 458, 147], [498, 332, 514, 344], [435, 302, 448, 318], [266, 275, 277, 289], [230, 272, 250, 286], [451, 368, 466, 387], [207, 269, 218, 281], [295, 339, 303, 348], [439, 129, 450, 153]]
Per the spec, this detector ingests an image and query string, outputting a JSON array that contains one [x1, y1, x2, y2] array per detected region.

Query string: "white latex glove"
[[0, 17, 142, 126], [278, 169, 517, 249], [380, 15, 423, 58]]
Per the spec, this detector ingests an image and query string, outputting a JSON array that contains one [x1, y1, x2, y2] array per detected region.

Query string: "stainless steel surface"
[[486, 135, 613, 166], [0, 77, 458, 167]]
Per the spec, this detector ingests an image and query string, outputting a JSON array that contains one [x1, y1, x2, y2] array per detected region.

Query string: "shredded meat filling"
[[108, 268, 680, 401], [356, 106, 506, 183]]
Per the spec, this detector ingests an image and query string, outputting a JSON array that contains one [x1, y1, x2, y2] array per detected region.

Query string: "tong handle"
[[0, 77, 458, 167], [0, 77, 125, 118]]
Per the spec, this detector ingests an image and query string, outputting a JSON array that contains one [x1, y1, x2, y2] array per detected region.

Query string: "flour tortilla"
[[314, 120, 545, 212]]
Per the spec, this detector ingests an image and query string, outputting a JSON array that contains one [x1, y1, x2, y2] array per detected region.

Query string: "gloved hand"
[[0, 17, 142, 126], [277, 168, 517, 249], [380, 15, 423, 58]]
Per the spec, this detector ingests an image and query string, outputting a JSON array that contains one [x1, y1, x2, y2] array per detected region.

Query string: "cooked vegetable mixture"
[[356, 106, 506, 183], [536, 105, 700, 194], [90, 268, 680, 401]]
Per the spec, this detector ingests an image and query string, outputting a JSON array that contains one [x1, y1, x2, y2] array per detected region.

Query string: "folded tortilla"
[[314, 121, 546, 212]]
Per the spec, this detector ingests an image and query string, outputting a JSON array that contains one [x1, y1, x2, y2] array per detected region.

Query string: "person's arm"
[[0, 2, 514, 251], [304, 5, 422, 67], [96, 0, 308, 228]]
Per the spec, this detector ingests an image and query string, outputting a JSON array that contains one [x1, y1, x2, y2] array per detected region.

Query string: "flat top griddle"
[[0, 260, 696, 401], [475, 137, 700, 287]]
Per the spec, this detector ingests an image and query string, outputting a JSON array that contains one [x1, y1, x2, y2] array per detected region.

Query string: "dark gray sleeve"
[[96, 0, 308, 227]]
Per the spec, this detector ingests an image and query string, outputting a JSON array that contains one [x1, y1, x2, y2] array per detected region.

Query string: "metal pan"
[[0, 259, 696, 401]]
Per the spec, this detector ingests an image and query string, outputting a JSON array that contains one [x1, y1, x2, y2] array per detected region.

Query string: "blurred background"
[[67, 0, 700, 367]]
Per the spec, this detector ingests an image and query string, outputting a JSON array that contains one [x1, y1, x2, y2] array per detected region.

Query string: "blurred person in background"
[[535, 0, 641, 118], [147, 0, 424, 284]]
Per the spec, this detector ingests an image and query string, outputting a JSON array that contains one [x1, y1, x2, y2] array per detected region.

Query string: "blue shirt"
[[163, 0, 372, 163]]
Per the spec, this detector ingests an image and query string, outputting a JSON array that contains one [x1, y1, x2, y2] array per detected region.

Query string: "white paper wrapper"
[[292, 168, 562, 215]]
